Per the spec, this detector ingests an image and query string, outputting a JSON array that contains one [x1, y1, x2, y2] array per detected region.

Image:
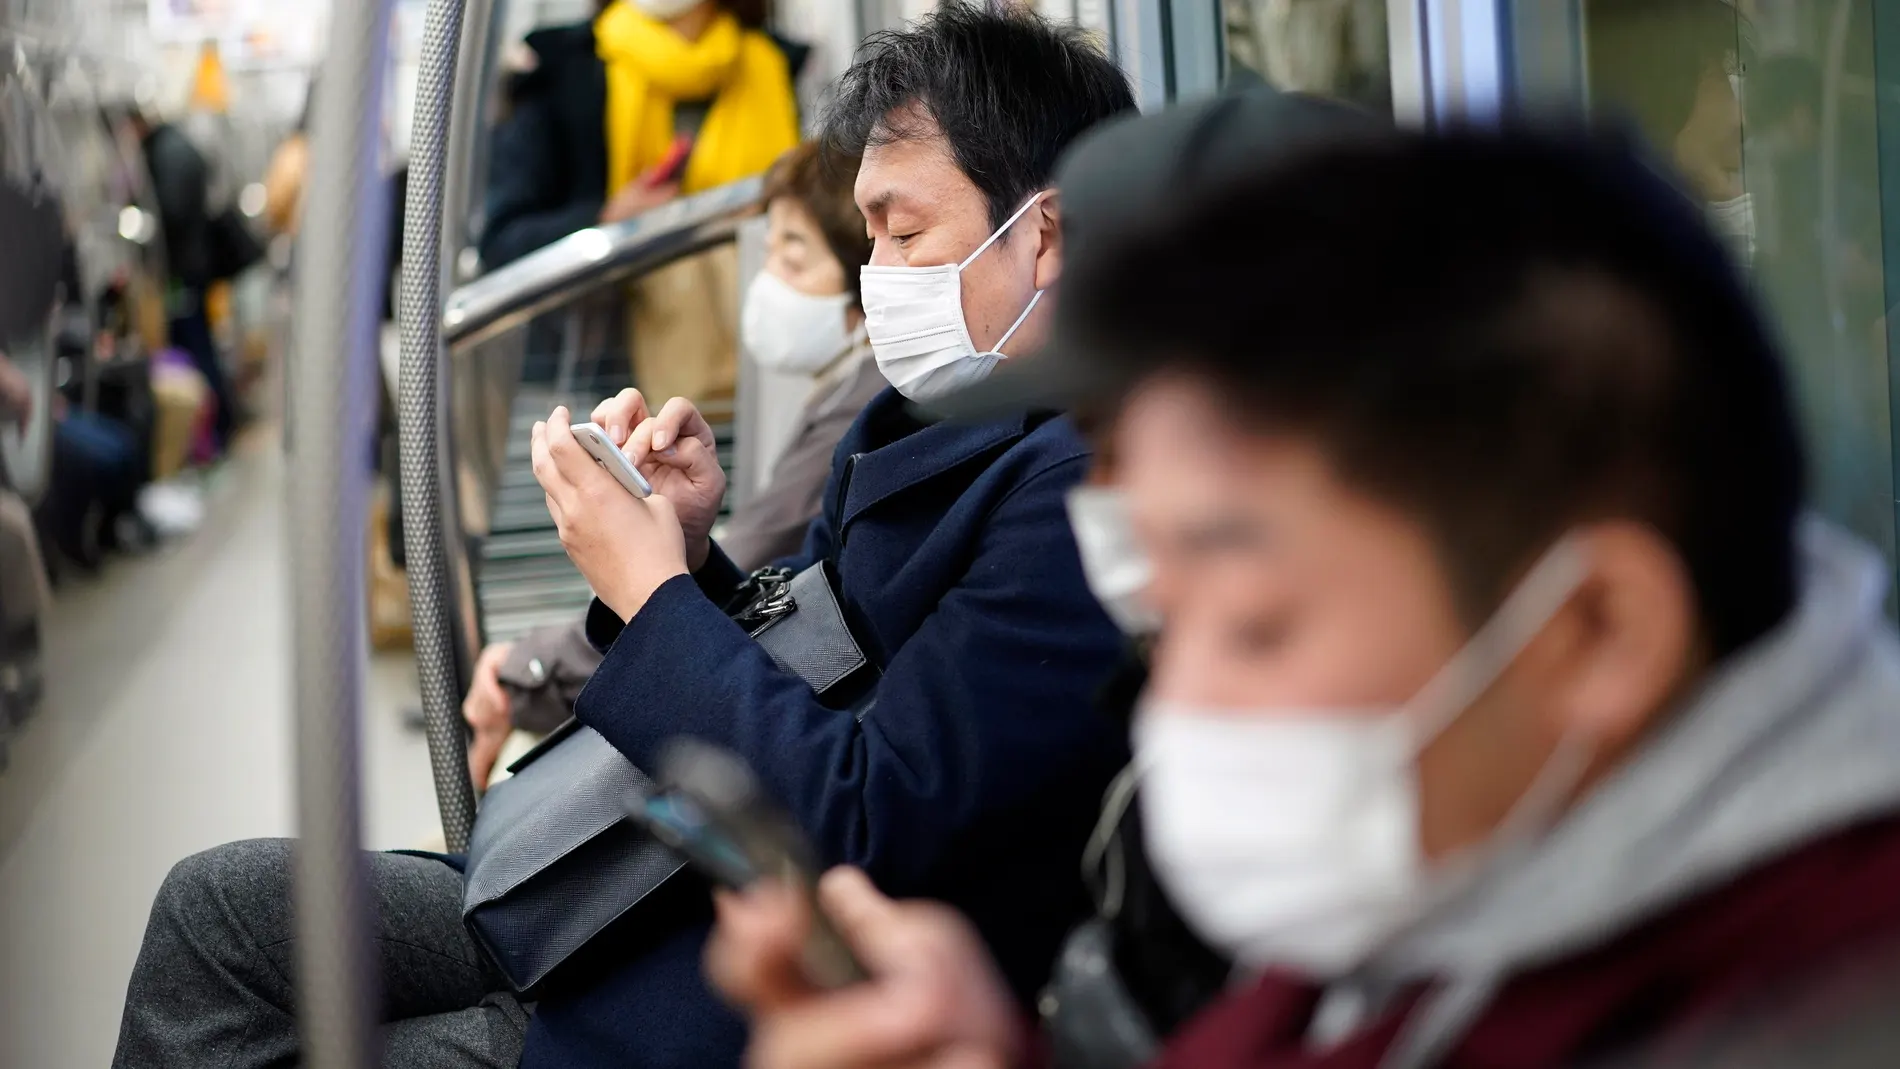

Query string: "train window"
[[1037, 0, 1115, 45], [1220, 0, 1393, 112], [859, 0, 940, 36], [1519, 0, 1900, 577]]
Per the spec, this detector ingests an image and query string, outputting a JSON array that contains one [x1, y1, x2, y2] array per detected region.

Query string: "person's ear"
[[1548, 522, 1700, 751], [1032, 190, 1063, 291]]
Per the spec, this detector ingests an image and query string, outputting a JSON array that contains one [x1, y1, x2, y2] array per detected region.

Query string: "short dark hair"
[[820, 3, 1135, 231], [762, 142, 873, 306], [1071, 129, 1804, 655]]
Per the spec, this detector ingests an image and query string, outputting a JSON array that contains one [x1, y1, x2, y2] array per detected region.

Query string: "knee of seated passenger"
[[153, 837, 295, 933]]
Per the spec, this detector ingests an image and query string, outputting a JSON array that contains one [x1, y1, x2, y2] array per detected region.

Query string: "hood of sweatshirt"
[[1358, 519, 1900, 1067]]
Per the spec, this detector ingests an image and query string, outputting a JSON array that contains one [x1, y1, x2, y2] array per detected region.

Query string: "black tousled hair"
[[1070, 129, 1803, 655], [820, 2, 1134, 231]]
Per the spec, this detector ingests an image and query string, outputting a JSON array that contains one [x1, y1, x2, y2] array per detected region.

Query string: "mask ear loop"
[[960, 192, 1050, 361], [984, 290, 1044, 360], [1082, 761, 1144, 919], [1401, 538, 1600, 921], [957, 191, 1050, 270], [1402, 536, 1593, 750]]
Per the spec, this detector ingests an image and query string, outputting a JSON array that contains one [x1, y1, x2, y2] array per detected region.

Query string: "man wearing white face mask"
[[708, 118, 1900, 1069], [114, 13, 1131, 1069], [515, 8, 1138, 1069], [458, 141, 885, 789]]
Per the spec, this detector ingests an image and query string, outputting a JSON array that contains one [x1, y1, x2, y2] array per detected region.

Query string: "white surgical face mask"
[[741, 271, 857, 375], [628, 0, 705, 20], [859, 192, 1047, 402], [1136, 537, 1592, 976], [1065, 485, 1159, 636]]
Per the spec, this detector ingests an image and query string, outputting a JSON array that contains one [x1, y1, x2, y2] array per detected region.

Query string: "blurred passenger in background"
[[261, 99, 309, 239], [481, 0, 801, 267], [463, 139, 881, 787], [114, 9, 1133, 1069], [710, 126, 1900, 1069], [3, 324, 146, 574], [133, 105, 260, 457], [483, 0, 803, 423]]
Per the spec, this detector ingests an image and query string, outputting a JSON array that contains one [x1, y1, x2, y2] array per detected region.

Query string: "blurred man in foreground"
[[709, 125, 1900, 1068]]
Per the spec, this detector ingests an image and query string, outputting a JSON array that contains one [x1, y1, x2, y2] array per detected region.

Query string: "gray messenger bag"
[[461, 561, 875, 992]]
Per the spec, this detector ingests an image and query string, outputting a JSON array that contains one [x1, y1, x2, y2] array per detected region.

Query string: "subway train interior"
[[2, 0, 1900, 1065]]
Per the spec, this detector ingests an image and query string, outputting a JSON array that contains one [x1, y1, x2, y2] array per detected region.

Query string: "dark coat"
[[480, 23, 811, 270], [1147, 814, 1900, 1069], [481, 25, 608, 270], [495, 349, 887, 735], [519, 388, 1129, 1069], [719, 349, 886, 570], [143, 124, 213, 287]]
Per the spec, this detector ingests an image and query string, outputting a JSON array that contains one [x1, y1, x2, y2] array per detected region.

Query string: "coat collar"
[[837, 387, 1038, 532]]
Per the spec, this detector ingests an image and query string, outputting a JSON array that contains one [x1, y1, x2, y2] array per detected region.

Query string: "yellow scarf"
[[597, 3, 800, 195]]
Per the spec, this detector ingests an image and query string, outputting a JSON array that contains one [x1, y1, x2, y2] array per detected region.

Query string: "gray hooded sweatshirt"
[[1321, 519, 1900, 1068]]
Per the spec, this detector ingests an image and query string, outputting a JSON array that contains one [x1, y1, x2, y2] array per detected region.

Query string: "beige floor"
[[0, 428, 443, 1069]]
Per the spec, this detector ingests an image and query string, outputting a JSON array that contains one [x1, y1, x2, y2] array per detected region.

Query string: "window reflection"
[[1577, 0, 1898, 565], [1221, 0, 1391, 112]]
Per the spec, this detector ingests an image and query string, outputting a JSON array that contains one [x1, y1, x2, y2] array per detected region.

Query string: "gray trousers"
[[113, 838, 529, 1068]]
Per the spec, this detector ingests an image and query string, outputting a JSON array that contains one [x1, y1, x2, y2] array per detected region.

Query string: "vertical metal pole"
[[399, 0, 480, 853], [287, 0, 394, 1064]]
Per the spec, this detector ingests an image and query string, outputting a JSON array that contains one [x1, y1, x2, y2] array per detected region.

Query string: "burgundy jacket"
[[1151, 814, 1900, 1068]]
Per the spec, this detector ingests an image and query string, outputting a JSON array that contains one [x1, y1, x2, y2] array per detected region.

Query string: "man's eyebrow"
[[861, 189, 899, 216]]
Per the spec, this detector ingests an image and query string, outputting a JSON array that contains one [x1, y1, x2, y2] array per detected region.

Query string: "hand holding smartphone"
[[635, 739, 866, 990], [572, 421, 654, 498], [646, 135, 694, 188]]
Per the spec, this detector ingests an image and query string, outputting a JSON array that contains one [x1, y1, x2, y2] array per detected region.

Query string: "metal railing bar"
[[440, 177, 762, 349]]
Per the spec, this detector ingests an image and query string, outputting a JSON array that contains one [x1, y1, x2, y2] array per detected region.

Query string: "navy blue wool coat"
[[519, 388, 1128, 1069]]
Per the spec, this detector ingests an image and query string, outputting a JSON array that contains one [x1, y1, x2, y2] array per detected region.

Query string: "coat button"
[[527, 658, 546, 684]]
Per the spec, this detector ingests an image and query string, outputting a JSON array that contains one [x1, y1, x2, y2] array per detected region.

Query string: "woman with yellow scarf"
[[597, 0, 800, 219], [482, 0, 801, 266], [483, 0, 800, 404]]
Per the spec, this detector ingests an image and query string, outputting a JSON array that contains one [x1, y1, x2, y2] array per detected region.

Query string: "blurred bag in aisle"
[[148, 352, 210, 482], [368, 481, 412, 651]]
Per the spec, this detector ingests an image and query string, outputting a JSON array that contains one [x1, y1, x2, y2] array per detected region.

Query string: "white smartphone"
[[571, 421, 653, 498]]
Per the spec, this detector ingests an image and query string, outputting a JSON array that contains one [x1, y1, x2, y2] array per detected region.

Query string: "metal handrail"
[[441, 176, 764, 350], [400, 0, 479, 854]]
